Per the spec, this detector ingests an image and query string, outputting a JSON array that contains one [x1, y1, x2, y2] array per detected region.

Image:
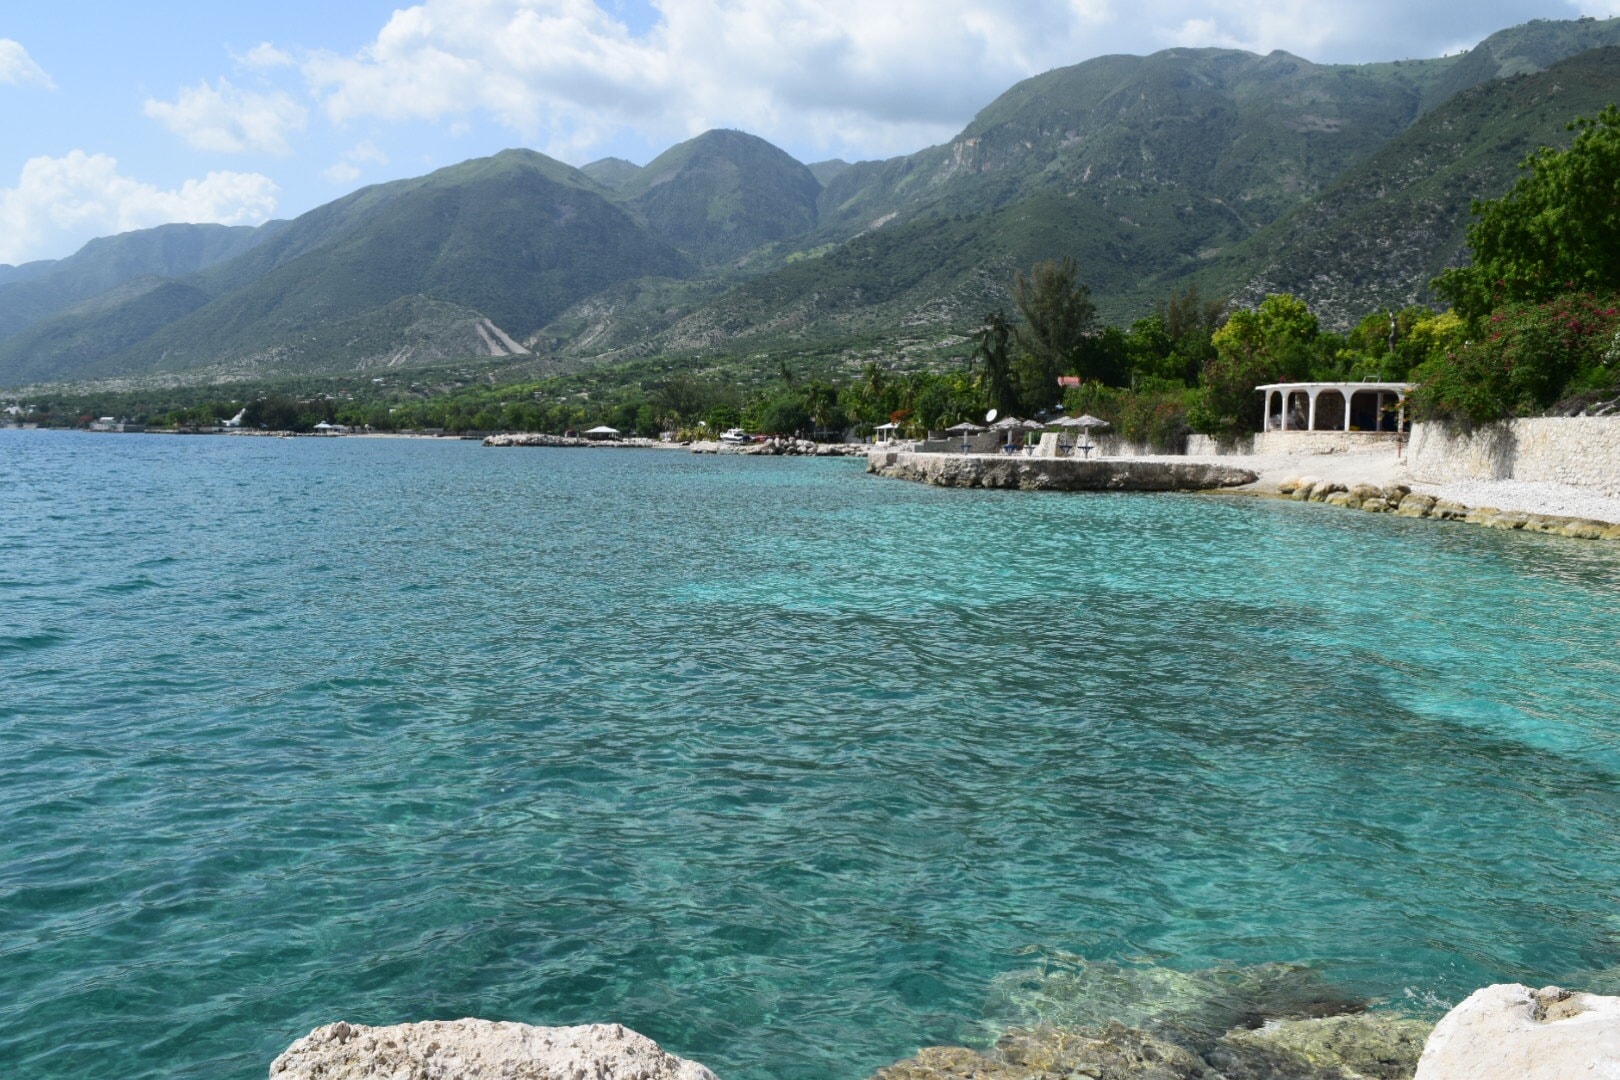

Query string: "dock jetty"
[[866, 449, 1258, 492]]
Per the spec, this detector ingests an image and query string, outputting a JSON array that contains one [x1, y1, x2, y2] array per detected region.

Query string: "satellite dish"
[[985, 408, 998, 423]]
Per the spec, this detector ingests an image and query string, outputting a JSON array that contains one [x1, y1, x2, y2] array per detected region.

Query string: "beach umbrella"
[[946, 420, 984, 453], [1069, 414, 1109, 457]]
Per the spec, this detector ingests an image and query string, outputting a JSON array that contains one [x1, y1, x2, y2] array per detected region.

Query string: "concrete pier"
[[866, 450, 1258, 492]]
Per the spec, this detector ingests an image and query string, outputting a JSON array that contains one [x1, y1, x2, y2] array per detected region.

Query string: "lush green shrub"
[[1061, 380, 1191, 452], [1435, 106, 1620, 321], [1409, 291, 1620, 426]]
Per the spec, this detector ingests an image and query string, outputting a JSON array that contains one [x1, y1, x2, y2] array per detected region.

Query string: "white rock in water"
[[1414, 984, 1620, 1079], [270, 1019, 720, 1080]]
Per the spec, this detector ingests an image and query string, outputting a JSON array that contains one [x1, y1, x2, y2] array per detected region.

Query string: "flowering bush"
[[1409, 292, 1620, 426]]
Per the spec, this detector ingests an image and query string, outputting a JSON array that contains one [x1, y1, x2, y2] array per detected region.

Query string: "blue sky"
[[1, 0, 1605, 265]]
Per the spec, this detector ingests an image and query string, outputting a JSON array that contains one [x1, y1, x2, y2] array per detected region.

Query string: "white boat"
[[719, 427, 752, 445]]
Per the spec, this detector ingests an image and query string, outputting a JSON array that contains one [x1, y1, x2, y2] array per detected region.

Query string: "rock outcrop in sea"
[[1413, 984, 1620, 1078], [866, 450, 1258, 491], [269, 1019, 718, 1080], [873, 1013, 1433, 1079]]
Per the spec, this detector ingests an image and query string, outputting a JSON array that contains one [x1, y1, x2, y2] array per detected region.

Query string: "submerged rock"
[[1211, 1013, 1432, 1078], [872, 1023, 1214, 1079], [874, 1014, 1431, 1080], [1413, 984, 1620, 1079], [269, 1019, 718, 1080], [983, 958, 1366, 1047]]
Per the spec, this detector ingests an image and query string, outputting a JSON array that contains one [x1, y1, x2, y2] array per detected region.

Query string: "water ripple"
[[2, 431, 1619, 1079]]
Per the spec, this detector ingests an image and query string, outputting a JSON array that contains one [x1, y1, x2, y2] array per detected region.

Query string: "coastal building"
[[1255, 381, 1410, 453]]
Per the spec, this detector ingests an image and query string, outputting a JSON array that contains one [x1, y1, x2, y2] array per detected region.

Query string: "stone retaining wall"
[[1254, 430, 1403, 456], [1407, 416, 1620, 496]]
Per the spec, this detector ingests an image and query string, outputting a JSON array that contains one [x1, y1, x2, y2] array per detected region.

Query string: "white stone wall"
[[1253, 431, 1403, 456], [1408, 417, 1620, 497]]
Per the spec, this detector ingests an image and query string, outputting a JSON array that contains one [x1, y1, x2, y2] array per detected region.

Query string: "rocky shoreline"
[[482, 432, 868, 455], [1268, 474, 1620, 540], [866, 445, 1620, 540], [268, 982, 1620, 1078]]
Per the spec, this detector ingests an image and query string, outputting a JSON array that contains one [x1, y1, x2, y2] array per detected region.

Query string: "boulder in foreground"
[[1413, 984, 1620, 1079], [270, 1019, 719, 1080]]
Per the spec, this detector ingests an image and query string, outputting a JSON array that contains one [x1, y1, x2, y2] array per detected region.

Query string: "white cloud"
[[323, 140, 390, 185], [301, 0, 1121, 162], [0, 39, 54, 89], [296, 0, 1569, 166], [240, 42, 296, 70], [143, 78, 308, 155], [0, 152, 278, 264]]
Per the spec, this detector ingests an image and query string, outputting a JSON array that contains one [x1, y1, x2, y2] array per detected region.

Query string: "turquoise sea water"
[[3, 428, 1619, 1078]]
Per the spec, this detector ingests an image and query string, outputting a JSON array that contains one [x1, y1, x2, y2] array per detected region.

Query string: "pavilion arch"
[[1257, 382, 1411, 434]]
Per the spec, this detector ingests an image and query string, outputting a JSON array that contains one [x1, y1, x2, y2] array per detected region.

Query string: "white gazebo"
[[1256, 381, 1412, 434]]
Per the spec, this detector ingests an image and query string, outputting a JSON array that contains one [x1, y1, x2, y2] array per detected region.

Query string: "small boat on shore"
[[719, 428, 752, 445]]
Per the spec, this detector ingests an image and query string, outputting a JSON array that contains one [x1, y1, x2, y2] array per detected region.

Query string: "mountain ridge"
[[7, 15, 1620, 389]]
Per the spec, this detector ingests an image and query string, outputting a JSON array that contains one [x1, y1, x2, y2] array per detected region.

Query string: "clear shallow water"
[[3, 428, 1619, 1078]]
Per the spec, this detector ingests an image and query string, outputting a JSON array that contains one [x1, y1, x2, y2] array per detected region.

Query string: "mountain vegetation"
[[619, 129, 823, 266], [1221, 46, 1620, 324], [6, 15, 1620, 397], [0, 221, 275, 343]]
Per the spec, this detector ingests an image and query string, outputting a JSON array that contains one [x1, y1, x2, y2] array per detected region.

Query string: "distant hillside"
[[807, 160, 851, 186], [8, 15, 1620, 390], [560, 18, 1620, 360], [0, 222, 276, 342], [1226, 46, 1620, 326], [1414, 15, 1620, 111], [0, 150, 690, 382], [619, 129, 823, 266], [558, 46, 1451, 356], [581, 156, 643, 190]]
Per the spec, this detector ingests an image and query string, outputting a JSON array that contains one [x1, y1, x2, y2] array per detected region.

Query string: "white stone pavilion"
[[1253, 381, 1412, 453]]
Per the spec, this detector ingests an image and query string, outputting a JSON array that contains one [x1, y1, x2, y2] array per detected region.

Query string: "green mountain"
[[1415, 15, 1620, 112], [581, 156, 643, 190], [807, 160, 851, 186], [0, 221, 276, 342], [620, 129, 823, 266], [0, 150, 690, 382], [564, 16, 1620, 360], [9, 15, 1620, 391], [1222, 46, 1620, 326]]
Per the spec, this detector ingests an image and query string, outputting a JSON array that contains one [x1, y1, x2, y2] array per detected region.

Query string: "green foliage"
[[1061, 380, 1193, 453], [1073, 326, 1130, 388], [973, 309, 1019, 417], [1334, 306, 1454, 380], [1013, 257, 1098, 410], [1436, 104, 1620, 321], [621, 129, 822, 266], [1408, 291, 1620, 425], [1192, 294, 1318, 436]]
